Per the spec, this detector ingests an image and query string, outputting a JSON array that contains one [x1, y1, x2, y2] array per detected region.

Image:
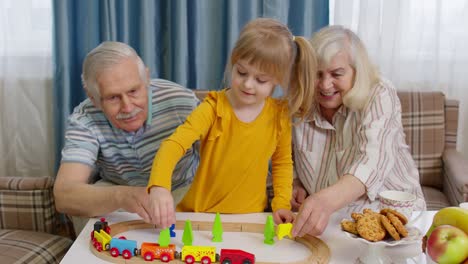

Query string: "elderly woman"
[[291, 25, 426, 237]]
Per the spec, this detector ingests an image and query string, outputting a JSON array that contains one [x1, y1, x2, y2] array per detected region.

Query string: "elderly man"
[[54, 41, 199, 235]]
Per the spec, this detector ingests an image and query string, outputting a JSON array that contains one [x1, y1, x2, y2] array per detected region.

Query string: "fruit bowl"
[[343, 224, 423, 264]]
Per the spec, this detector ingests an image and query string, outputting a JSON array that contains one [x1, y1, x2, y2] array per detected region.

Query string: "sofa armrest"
[[442, 149, 468, 205], [0, 176, 54, 190], [0, 176, 56, 233]]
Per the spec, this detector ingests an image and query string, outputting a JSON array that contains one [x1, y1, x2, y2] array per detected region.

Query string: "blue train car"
[[109, 237, 138, 259]]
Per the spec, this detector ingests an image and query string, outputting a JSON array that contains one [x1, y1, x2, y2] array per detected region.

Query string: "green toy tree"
[[182, 220, 194, 246], [212, 212, 223, 242], [264, 215, 275, 245], [158, 228, 171, 247]]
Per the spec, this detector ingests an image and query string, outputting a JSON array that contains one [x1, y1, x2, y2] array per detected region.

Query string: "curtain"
[[331, 0, 468, 157], [52, 0, 329, 170], [0, 0, 54, 177]]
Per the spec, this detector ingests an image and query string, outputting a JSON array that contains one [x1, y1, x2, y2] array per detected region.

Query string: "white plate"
[[343, 224, 423, 247]]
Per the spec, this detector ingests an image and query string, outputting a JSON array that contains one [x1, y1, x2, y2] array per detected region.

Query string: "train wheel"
[[185, 255, 195, 264], [110, 248, 119, 257], [96, 243, 102, 252], [161, 253, 170, 262], [222, 259, 232, 264], [201, 256, 212, 264], [122, 249, 132, 259], [144, 252, 154, 261], [105, 243, 110, 251], [243, 260, 252, 264]]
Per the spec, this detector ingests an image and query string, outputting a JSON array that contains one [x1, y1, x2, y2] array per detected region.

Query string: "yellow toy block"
[[277, 223, 293, 240]]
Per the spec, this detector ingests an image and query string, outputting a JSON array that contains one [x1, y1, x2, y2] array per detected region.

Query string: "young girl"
[[147, 18, 317, 229]]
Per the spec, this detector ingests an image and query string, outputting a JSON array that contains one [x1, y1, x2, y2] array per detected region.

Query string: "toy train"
[[91, 218, 255, 264]]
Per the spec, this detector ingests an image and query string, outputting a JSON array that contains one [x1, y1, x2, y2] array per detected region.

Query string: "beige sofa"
[[0, 176, 73, 263], [194, 90, 468, 210], [398, 91, 467, 209]]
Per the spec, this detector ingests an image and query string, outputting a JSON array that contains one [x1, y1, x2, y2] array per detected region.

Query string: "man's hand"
[[291, 192, 333, 237], [291, 184, 308, 212], [148, 186, 175, 228], [54, 163, 175, 222], [273, 208, 295, 224], [117, 186, 152, 223]]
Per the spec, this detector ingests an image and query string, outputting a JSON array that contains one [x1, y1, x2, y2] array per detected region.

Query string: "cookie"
[[380, 208, 408, 225], [387, 212, 408, 237], [356, 214, 386, 242], [351, 212, 364, 221], [380, 214, 400, 240], [363, 208, 379, 216], [341, 220, 358, 235]]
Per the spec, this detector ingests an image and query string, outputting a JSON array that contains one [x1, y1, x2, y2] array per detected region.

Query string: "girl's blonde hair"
[[311, 25, 380, 110], [225, 18, 317, 119]]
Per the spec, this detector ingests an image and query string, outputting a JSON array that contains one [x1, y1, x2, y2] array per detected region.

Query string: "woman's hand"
[[291, 192, 334, 237], [291, 175, 366, 237], [148, 186, 175, 228], [291, 184, 308, 212], [273, 208, 296, 224]]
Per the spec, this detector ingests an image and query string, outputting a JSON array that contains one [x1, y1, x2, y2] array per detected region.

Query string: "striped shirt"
[[61, 79, 199, 189], [293, 79, 426, 212]]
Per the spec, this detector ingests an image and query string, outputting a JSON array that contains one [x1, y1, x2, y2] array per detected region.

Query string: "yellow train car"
[[92, 230, 112, 251], [181, 245, 219, 264]]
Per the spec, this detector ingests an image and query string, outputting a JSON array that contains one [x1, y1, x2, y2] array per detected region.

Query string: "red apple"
[[427, 225, 468, 264]]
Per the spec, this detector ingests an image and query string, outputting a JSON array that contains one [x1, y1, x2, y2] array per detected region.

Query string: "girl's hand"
[[273, 208, 295, 224], [148, 186, 175, 228]]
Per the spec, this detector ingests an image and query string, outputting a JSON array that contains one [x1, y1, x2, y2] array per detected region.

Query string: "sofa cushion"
[[0, 229, 72, 264], [397, 91, 445, 189], [0, 177, 56, 233], [422, 186, 451, 210]]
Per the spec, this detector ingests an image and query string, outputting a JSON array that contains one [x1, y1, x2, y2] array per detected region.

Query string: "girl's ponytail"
[[288, 36, 317, 121]]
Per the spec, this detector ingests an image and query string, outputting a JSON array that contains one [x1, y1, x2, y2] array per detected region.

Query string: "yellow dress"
[[148, 90, 292, 213]]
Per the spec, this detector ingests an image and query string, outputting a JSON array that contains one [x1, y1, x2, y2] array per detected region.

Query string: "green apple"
[[427, 225, 468, 264]]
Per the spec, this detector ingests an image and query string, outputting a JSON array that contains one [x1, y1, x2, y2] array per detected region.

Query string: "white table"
[[60, 210, 435, 263]]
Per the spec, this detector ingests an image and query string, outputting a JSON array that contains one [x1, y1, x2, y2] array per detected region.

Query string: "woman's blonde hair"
[[225, 18, 317, 119], [311, 25, 379, 110]]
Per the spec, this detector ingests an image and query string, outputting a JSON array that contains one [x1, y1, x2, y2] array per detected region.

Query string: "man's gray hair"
[[81, 41, 147, 105]]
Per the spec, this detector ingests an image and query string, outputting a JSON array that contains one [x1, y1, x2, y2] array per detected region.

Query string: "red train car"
[[219, 249, 255, 264]]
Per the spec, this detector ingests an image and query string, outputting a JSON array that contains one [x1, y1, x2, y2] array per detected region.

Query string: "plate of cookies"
[[340, 208, 423, 246]]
